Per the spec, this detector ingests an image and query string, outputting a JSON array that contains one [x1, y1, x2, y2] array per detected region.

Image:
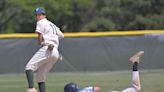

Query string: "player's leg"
[[129, 51, 144, 91], [36, 48, 59, 92], [25, 46, 49, 92], [121, 51, 144, 92], [25, 70, 37, 92], [121, 63, 141, 92], [36, 60, 57, 92]]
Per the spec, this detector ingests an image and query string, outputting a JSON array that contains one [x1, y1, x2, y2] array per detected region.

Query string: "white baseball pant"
[[25, 45, 59, 82], [112, 71, 141, 92]]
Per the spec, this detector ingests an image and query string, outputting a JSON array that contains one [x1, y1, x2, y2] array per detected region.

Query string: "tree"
[[1, 0, 164, 33]]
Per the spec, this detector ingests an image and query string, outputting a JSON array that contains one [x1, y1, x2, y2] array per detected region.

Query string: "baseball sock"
[[38, 82, 45, 92], [132, 63, 139, 85], [133, 62, 138, 71], [25, 70, 34, 88]]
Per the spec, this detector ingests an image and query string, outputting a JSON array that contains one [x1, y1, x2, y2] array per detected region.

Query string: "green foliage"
[[81, 17, 116, 32], [0, 0, 164, 33]]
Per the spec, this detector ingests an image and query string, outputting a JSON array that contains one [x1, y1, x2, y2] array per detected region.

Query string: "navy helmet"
[[34, 7, 46, 15], [64, 83, 78, 92]]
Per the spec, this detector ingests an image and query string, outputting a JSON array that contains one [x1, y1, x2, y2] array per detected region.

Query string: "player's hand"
[[48, 44, 54, 51]]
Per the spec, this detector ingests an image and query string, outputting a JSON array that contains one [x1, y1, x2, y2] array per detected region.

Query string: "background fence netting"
[[0, 35, 164, 73]]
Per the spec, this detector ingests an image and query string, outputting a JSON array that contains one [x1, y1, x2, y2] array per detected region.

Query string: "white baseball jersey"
[[78, 87, 94, 92], [36, 18, 64, 48]]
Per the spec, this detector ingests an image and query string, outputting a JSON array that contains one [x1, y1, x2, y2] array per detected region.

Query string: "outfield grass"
[[0, 71, 163, 92]]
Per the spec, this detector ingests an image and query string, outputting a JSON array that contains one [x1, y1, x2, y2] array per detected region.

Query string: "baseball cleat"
[[129, 51, 144, 63], [26, 88, 37, 92]]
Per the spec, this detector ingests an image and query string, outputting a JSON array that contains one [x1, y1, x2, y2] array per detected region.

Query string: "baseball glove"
[[48, 44, 54, 51]]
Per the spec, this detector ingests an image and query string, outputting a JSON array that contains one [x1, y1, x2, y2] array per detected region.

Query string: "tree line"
[[0, 0, 164, 33]]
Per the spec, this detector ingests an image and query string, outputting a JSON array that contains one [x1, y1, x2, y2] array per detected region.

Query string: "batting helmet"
[[64, 83, 78, 92]]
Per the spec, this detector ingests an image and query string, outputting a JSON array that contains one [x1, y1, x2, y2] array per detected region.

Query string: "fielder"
[[25, 7, 64, 92], [64, 51, 144, 92]]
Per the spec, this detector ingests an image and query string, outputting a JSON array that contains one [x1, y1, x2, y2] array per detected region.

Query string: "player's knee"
[[36, 77, 46, 83], [94, 86, 101, 92], [36, 73, 46, 83], [133, 81, 141, 92], [136, 86, 141, 92], [25, 64, 36, 71]]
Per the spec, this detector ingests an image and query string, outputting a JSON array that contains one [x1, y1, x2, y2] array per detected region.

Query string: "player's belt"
[[41, 42, 58, 49]]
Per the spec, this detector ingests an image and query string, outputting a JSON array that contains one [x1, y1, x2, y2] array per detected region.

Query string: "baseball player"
[[25, 7, 64, 92], [64, 83, 101, 92], [64, 51, 144, 92]]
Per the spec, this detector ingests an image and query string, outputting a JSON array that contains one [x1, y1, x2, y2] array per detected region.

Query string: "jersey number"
[[50, 24, 57, 35]]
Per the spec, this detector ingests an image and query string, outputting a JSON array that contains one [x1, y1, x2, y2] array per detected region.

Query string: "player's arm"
[[56, 27, 64, 39], [93, 86, 101, 92], [36, 32, 54, 51], [36, 32, 44, 45], [35, 21, 45, 45]]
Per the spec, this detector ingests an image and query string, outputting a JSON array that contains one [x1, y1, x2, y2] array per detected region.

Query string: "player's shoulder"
[[47, 19, 56, 25], [48, 20, 60, 29], [37, 18, 49, 25]]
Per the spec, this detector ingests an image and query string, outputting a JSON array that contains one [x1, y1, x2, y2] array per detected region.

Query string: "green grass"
[[0, 71, 163, 92]]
